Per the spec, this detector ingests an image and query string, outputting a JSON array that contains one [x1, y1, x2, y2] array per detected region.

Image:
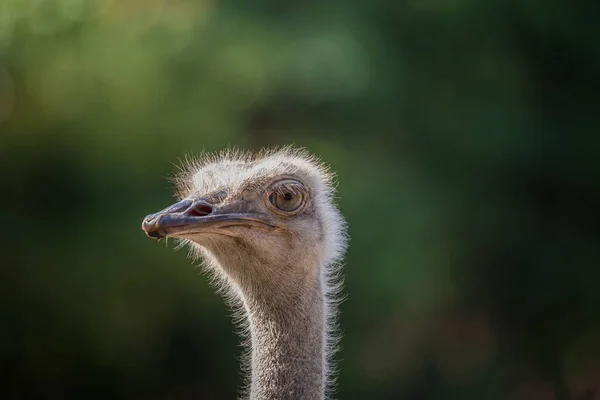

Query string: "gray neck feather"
[[240, 272, 325, 400]]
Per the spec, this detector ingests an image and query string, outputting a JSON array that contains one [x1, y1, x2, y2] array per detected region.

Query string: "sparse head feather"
[[174, 147, 335, 197]]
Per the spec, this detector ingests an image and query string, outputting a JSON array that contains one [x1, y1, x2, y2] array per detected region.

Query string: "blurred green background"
[[1, 0, 599, 399]]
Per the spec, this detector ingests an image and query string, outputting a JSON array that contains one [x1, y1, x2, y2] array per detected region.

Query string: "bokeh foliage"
[[1, 0, 599, 399]]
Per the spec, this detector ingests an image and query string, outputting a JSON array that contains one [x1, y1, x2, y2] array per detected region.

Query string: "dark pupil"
[[283, 192, 293, 201]]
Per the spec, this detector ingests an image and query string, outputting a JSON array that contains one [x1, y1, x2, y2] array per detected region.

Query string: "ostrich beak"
[[142, 199, 277, 239]]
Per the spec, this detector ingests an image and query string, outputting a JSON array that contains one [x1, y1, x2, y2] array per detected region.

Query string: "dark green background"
[[1, 0, 599, 399]]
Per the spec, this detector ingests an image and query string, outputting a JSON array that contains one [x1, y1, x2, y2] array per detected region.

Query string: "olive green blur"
[[1, 0, 599, 399]]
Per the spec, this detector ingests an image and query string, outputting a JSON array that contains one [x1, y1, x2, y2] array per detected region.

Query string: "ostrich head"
[[142, 148, 346, 295]]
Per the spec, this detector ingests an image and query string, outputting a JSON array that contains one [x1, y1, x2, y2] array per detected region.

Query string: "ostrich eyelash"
[[271, 182, 305, 196]]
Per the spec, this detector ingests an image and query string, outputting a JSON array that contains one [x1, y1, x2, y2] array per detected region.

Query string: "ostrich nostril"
[[188, 202, 213, 217]]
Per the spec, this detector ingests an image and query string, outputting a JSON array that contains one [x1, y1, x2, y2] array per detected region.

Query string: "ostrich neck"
[[242, 272, 326, 400]]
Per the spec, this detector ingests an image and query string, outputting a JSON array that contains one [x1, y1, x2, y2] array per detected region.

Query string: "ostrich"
[[141, 148, 348, 400]]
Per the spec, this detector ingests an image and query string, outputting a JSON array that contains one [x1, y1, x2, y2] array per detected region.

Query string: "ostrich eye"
[[269, 191, 302, 212], [267, 180, 306, 213]]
